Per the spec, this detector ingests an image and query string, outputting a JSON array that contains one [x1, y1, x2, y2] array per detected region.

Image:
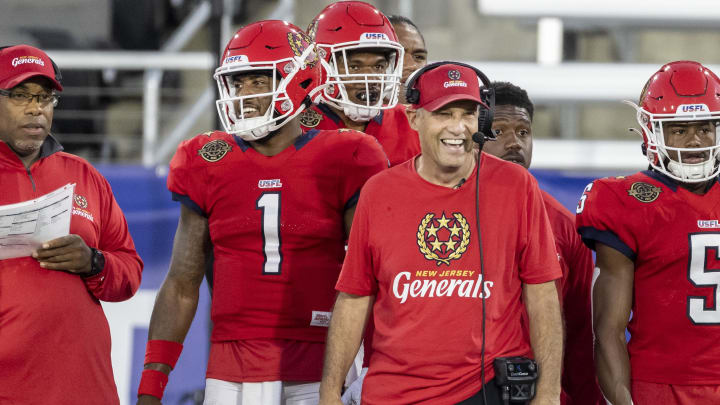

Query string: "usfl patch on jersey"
[[198, 139, 232, 162], [627, 182, 662, 203], [299, 109, 322, 128]]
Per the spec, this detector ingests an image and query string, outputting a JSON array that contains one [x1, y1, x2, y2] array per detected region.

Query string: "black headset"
[[405, 61, 496, 147], [0, 45, 63, 87]]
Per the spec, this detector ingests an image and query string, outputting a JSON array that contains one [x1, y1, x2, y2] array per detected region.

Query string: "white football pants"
[[203, 379, 319, 405]]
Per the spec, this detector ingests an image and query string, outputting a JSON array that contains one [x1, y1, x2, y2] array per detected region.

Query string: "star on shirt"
[[426, 224, 439, 238], [437, 214, 451, 228]]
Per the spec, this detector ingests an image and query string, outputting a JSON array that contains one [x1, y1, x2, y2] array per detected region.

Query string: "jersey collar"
[[642, 168, 720, 193]]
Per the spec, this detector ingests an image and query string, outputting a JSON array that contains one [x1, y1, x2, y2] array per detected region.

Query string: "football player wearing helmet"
[[577, 61, 720, 405], [483, 82, 603, 405], [136, 20, 388, 405], [300, 1, 421, 167]]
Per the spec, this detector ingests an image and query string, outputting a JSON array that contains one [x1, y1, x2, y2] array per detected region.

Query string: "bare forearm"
[[595, 329, 632, 404], [148, 277, 200, 342], [320, 293, 372, 401], [593, 244, 635, 405], [144, 205, 208, 373], [524, 281, 563, 401]]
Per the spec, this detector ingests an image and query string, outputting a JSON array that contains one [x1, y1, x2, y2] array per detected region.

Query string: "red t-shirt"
[[336, 153, 562, 404], [0, 137, 143, 405], [167, 129, 387, 380], [299, 103, 420, 167], [540, 191, 602, 405], [577, 170, 720, 384]]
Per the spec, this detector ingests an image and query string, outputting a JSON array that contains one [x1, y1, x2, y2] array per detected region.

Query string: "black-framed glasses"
[[0, 89, 59, 107]]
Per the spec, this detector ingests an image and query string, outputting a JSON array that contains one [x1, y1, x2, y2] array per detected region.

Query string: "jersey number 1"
[[688, 233, 720, 324], [256, 193, 282, 274]]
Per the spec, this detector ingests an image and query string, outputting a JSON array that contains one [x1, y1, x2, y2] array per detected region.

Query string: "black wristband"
[[84, 248, 106, 278]]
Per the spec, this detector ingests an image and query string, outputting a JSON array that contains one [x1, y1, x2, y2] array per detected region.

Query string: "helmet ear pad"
[[404, 61, 495, 138]]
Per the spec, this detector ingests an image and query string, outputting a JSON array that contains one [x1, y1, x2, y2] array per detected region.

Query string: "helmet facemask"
[[627, 100, 720, 183], [319, 42, 403, 122], [214, 45, 320, 141]]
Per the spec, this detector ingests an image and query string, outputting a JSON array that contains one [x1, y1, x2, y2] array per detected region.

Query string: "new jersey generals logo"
[[299, 109, 322, 127], [444, 69, 468, 89], [627, 182, 662, 203], [307, 19, 319, 40], [287, 31, 318, 68], [11, 56, 45, 67], [198, 140, 232, 162], [72, 194, 94, 222], [74, 194, 88, 209], [417, 212, 470, 266]]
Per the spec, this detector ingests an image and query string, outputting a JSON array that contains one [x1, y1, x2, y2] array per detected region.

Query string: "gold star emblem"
[[437, 214, 451, 228], [426, 224, 439, 238], [445, 239, 458, 251], [430, 239, 444, 252], [449, 224, 461, 237]]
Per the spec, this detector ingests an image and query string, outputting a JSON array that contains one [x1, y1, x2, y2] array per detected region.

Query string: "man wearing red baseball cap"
[[0, 44, 142, 405], [320, 62, 563, 405]]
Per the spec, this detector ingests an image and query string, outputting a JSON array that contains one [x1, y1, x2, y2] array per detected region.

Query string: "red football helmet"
[[213, 20, 324, 140], [626, 60, 720, 182], [308, 1, 404, 122]]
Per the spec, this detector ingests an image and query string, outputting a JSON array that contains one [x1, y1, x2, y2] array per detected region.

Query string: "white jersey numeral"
[[256, 192, 282, 274], [576, 182, 593, 214], [688, 233, 720, 324]]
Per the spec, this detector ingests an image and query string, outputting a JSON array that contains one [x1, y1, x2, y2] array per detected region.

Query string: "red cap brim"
[[419, 93, 487, 112], [1, 71, 63, 91]]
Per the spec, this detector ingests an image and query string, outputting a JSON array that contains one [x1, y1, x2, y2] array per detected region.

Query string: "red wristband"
[[137, 369, 169, 399], [144, 339, 183, 369]]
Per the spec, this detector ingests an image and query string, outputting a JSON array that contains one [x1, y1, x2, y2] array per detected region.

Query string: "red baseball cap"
[[410, 64, 486, 111], [0, 45, 63, 91]]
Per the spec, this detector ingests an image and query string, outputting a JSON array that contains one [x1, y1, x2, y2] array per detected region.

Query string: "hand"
[[136, 395, 162, 405], [341, 367, 367, 405], [32, 234, 92, 274]]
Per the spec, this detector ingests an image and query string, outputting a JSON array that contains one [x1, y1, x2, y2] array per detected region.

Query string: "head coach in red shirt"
[[319, 62, 563, 405]]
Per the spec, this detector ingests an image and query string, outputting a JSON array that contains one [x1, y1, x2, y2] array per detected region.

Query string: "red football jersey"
[[336, 154, 562, 404], [167, 129, 387, 343], [541, 191, 602, 405], [299, 103, 420, 167], [577, 170, 720, 384]]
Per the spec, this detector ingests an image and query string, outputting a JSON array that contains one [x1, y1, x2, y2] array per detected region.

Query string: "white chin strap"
[[667, 159, 715, 182], [230, 116, 272, 141], [342, 104, 380, 122]]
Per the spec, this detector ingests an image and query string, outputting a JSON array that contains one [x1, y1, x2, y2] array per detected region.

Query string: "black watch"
[[84, 248, 106, 277]]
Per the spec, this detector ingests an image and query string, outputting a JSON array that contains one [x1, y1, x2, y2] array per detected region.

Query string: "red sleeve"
[[576, 180, 637, 260], [82, 172, 143, 302], [518, 177, 563, 284], [167, 139, 207, 216], [340, 133, 389, 210], [335, 183, 378, 296], [560, 220, 603, 404]]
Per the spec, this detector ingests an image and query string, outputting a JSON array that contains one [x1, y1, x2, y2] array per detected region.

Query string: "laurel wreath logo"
[[417, 212, 471, 266]]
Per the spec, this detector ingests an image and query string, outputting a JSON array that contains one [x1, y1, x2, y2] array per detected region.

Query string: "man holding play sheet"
[[0, 44, 142, 405]]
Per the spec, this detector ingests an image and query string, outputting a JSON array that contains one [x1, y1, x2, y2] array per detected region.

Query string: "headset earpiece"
[[50, 58, 62, 84], [405, 87, 420, 105]]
